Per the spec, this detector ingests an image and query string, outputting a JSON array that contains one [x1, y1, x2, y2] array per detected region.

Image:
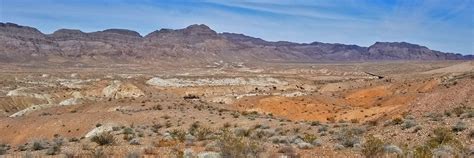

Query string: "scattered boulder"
[[197, 151, 221, 158], [311, 139, 322, 147], [384, 145, 402, 154], [432, 145, 456, 158], [184, 148, 194, 158], [59, 98, 82, 106], [297, 142, 313, 149], [334, 144, 345, 150], [129, 138, 140, 145], [162, 132, 173, 141], [85, 124, 114, 138], [70, 73, 79, 78]]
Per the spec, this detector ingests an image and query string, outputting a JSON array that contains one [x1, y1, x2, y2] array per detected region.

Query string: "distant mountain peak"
[[372, 41, 429, 49], [182, 24, 217, 35], [145, 24, 217, 40], [99, 29, 142, 37]]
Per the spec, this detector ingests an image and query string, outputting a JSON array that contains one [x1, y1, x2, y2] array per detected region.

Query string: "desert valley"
[[0, 22, 472, 157]]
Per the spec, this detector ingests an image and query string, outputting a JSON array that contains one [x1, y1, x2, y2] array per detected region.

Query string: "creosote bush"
[[302, 134, 317, 143], [170, 129, 186, 142], [217, 129, 264, 158], [361, 135, 384, 158], [336, 127, 365, 148], [91, 132, 116, 146], [426, 127, 462, 150], [409, 127, 464, 157]]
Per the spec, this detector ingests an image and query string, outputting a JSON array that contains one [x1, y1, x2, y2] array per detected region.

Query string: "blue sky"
[[1, 0, 473, 55]]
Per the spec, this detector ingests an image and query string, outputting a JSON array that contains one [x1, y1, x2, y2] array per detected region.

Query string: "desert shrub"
[[137, 132, 144, 137], [310, 121, 321, 126], [384, 145, 402, 154], [91, 148, 105, 158], [336, 127, 365, 148], [153, 139, 178, 147], [69, 137, 79, 142], [318, 125, 328, 133], [91, 132, 116, 146], [0, 144, 8, 155], [183, 94, 199, 100], [392, 117, 403, 125], [426, 127, 462, 150], [169, 129, 186, 142], [451, 121, 467, 132], [165, 122, 173, 128], [361, 135, 384, 158], [401, 119, 417, 130], [112, 126, 121, 131], [413, 145, 432, 158], [126, 151, 140, 158], [452, 107, 466, 117], [302, 134, 317, 143], [367, 120, 378, 126], [277, 145, 299, 157], [462, 110, 474, 118], [123, 127, 134, 135], [223, 122, 232, 129], [469, 130, 474, 138], [151, 123, 162, 133], [45, 144, 61, 155], [188, 121, 201, 135], [169, 147, 184, 158], [32, 141, 46, 150], [234, 128, 252, 137], [195, 126, 213, 141], [231, 112, 240, 118], [143, 146, 157, 155], [413, 126, 422, 133], [404, 115, 415, 120], [427, 113, 443, 121], [350, 119, 359, 124], [217, 129, 264, 158], [327, 117, 336, 123], [162, 115, 171, 119], [444, 110, 452, 117]]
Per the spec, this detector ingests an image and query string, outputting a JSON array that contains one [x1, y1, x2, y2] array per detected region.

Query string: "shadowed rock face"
[[0, 22, 470, 64]]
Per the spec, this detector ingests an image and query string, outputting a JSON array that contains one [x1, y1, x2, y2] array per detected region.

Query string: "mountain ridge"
[[0, 22, 471, 64]]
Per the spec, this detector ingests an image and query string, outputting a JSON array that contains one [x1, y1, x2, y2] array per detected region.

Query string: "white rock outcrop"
[[146, 77, 287, 87], [102, 80, 145, 99]]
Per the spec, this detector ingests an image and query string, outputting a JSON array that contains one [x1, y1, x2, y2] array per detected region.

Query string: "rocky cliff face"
[[0, 22, 470, 64]]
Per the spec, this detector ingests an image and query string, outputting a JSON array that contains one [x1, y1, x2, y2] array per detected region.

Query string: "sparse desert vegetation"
[[0, 60, 471, 157]]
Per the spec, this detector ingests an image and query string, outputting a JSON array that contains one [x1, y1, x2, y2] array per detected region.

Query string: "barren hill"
[[0, 22, 471, 65]]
